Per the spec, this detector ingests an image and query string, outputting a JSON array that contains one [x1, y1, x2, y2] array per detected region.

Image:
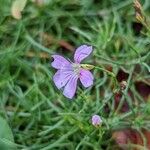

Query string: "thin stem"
[[114, 66, 134, 114], [94, 66, 118, 91]]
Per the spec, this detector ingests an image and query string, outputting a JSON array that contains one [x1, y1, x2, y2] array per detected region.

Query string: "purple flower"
[[51, 45, 94, 99], [92, 115, 102, 126]]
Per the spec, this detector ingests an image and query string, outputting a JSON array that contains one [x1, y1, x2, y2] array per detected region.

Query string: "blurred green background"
[[0, 0, 150, 149]]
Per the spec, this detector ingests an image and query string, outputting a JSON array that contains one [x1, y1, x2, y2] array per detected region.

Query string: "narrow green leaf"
[[0, 116, 16, 150]]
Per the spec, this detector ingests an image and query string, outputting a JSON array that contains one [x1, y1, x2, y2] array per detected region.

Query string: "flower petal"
[[79, 69, 94, 88], [63, 75, 78, 99], [53, 70, 74, 89], [74, 45, 93, 63], [51, 55, 71, 69]]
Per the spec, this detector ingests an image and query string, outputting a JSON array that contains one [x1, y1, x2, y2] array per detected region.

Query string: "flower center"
[[72, 63, 81, 75]]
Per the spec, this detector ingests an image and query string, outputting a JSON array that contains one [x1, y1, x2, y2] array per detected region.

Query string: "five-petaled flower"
[[51, 45, 94, 99], [92, 115, 102, 126]]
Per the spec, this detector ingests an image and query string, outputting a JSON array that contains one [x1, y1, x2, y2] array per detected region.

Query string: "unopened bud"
[[120, 81, 127, 90], [81, 64, 95, 70], [91, 115, 102, 127]]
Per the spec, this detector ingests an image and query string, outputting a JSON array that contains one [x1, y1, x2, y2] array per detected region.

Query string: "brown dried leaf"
[[40, 32, 74, 51], [26, 51, 49, 59], [135, 81, 150, 100], [113, 129, 150, 150]]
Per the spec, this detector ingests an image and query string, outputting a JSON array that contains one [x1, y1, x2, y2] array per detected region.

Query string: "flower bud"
[[81, 64, 95, 70], [91, 115, 102, 126], [120, 81, 127, 90]]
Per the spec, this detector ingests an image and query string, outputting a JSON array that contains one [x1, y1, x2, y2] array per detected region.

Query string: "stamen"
[[72, 63, 81, 75]]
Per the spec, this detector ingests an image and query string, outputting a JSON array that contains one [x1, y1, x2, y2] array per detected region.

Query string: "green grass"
[[0, 0, 150, 149]]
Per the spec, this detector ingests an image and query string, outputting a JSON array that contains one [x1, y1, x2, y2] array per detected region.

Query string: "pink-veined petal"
[[63, 75, 78, 99], [51, 55, 71, 69], [74, 45, 93, 63], [53, 70, 74, 89], [79, 69, 94, 88]]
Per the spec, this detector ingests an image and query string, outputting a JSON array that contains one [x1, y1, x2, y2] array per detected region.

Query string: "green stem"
[[94, 66, 118, 91], [114, 66, 134, 115], [95, 66, 115, 77]]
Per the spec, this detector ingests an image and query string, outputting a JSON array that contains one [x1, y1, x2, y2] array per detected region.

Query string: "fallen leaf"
[[112, 129, 143, 150], [113, 129, 150, 150], [144, 130, 150, 149], [112, 130, 128, 147], [11, 0, 27, 19], [40, 32, 74, 51], [26, 51, 49, 59], [135, 81, 150, 100]]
